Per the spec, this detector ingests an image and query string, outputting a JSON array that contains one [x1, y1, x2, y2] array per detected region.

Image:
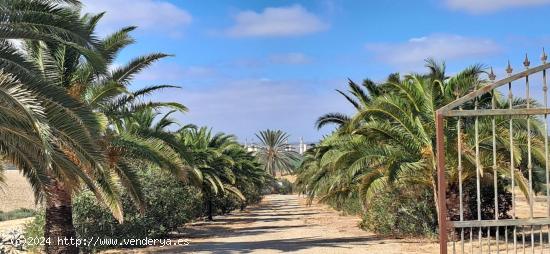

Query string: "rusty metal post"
[[436, 111, 448, 254]]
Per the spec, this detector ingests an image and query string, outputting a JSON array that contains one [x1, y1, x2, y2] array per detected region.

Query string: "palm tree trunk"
[[207, 198, 213, 221], [44, 179, 78, 254], [432, 178, 441, 227], [430, 155, 444, 232]]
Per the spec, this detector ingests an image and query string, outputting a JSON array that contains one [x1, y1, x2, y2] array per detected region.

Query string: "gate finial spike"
[[506, 60, 513, 75], [542, 47, 547, 64], [524, 53, 530, 68], [488, 67, 496, 81]]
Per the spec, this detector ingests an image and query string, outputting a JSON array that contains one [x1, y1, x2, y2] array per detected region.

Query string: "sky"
[[81, 0, 550, 143]]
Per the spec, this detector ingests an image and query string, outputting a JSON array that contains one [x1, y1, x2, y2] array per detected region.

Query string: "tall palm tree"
[[0, 0, 103, 190], [255, 129, 301, 177], [75, 22, 189, 200], [16, 10, 187, 253], [0, 2, 119, 253], [20, 29, 113, 254], [0, 2, 187, 253]]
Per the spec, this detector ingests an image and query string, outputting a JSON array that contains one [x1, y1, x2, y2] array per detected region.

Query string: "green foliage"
[[207, 178, 267, 216], [239, 180, 265, 205], [296, 60, 544, 237], [361, 187, 437, 237], [24, 169, 203, 253], [176, 126, 269, 220], [1, 2, 267, 253], [255, 129, 301, 176], [271, 179, 294, 195], [23, 211, 45, 253], [4, 6, 185, 250], [324, 192, 363, 216], [209, 193, 240, 215], [0, 208, 37, 221], [73, 169, 202, 252], [462, 177, 512, 221]]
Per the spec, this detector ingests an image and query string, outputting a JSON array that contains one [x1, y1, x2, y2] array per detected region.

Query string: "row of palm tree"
[[296, 59, 545, 227], [177, 126, 266, 220], [0, 1, 268, 253]]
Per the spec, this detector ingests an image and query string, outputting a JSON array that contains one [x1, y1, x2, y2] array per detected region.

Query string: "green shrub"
[[0, 208, 37, 221], [21, 167, 266, 252], [272, 179, 294, 194], [209, 193, 240, 215], [204, 180, 267, 218], [463, 177, 512, 221], [361, 186, 437, 237], [22, 211, 45, 253], [75, 169, 203, 252], [324, 192, 363, 215], [239, 182, 264, 206], [24, 169, 203, 253]]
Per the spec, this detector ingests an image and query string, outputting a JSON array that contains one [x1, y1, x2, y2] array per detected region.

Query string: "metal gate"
[[437, 50, 550, 254]]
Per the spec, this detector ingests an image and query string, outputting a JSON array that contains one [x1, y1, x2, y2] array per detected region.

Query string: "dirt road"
[[110, 194, 438, 254]]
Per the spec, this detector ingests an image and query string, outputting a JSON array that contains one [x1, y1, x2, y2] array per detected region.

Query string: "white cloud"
[[83, 0, 192, 35], [366, 34, 500, 68], [446, 0, 550, 13], [149, 78, 351, 142], [225, 5, 327, 37], [269, 53, 312, 65], [126, 61, 348, 142]]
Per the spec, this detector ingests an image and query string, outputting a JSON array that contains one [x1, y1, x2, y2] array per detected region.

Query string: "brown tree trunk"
[[240, 202, 245, 211], [432, 179, 441, 225], [207, 198, 213, 221], [44, 179, 79, 254]]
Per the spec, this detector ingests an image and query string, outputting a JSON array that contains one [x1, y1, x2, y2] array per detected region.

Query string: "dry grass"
[[0, 170, 38, 212]]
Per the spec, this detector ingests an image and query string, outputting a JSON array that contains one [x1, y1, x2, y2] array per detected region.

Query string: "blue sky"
[[83, 0, 550, 143]]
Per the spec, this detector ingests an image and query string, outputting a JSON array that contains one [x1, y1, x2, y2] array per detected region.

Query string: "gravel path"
[[109, 194, 439, 254]]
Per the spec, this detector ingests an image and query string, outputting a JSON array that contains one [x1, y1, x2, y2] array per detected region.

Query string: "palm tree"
[[316, 79, 379, 130], [315, 75, 398, 131], [225, 146, 269, 210], [15, 10, 187, 253], [19, 29, 111, 254], [351, 61, 538, 220], [0, 2, 120, 253], [104, 109, 187, 211], [0, 0, 103, 192], [296, 60, 540, 226], [255, 129, 301, 177], [176, 127, 246, 220]]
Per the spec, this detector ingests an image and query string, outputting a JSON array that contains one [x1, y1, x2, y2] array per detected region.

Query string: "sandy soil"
[[0, 217, 32, 232], [104, 194, 439, 254], [0, 170, 39, 212], [515, 190, 549, 219]]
